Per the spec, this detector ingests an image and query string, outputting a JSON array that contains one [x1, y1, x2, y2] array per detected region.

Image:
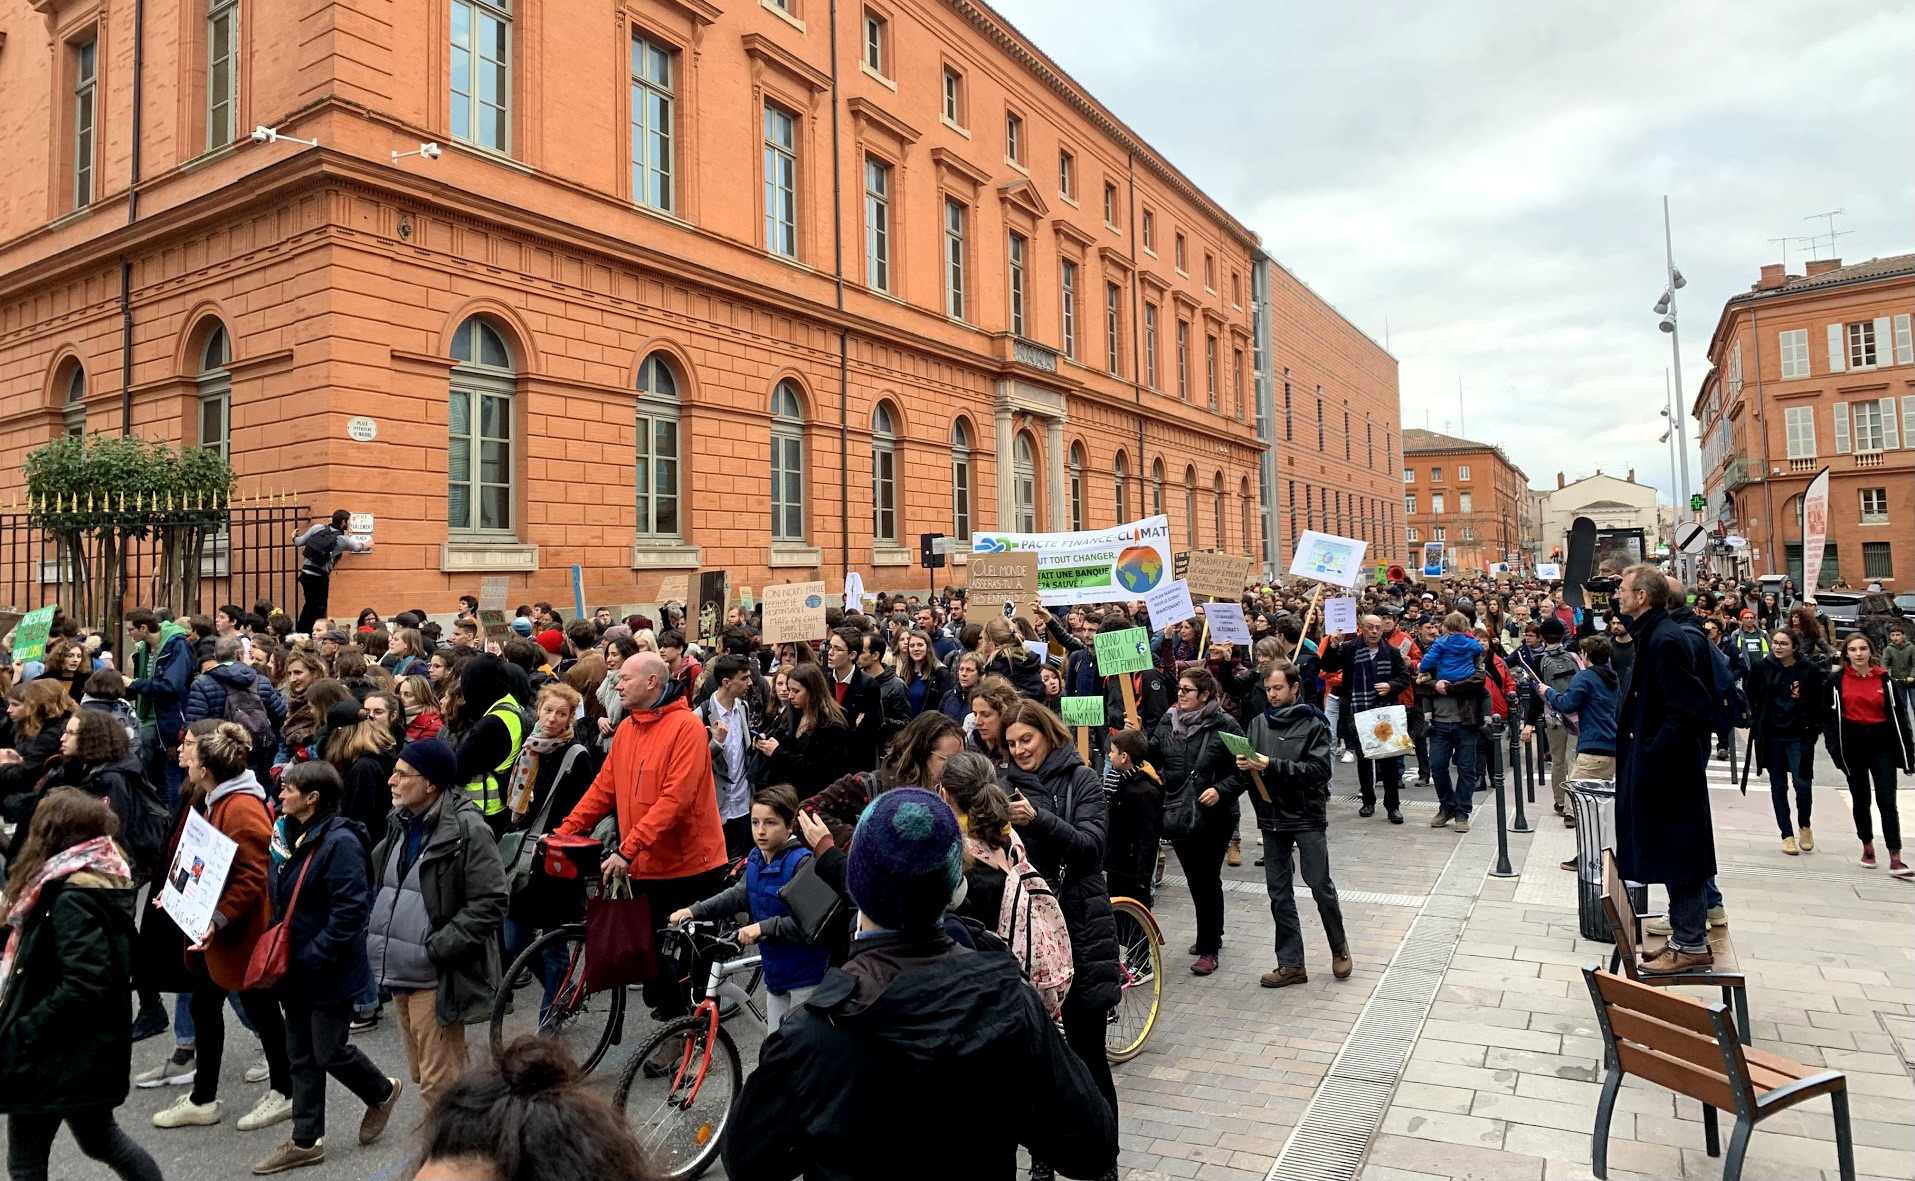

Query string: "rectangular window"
[[635, 409, 681, 536], [1404, 468, 1414, 482], [1860, 488, 1888, 523], [1847, 320, 1878, 369], [943, 198, 965, 319], [1007, 232, 1027, 336], [1231, 271, 1241, 306], [863, 157, 890, 290], [73, 38, 97, 208], [1461, 525, 1475, 541], [1431, 467, 1443, 482], [1233, 348, 1244, 417], [448, 387, 513, 532], [1863, 542, 1893, 579], [1176, 320, 1189, 398], [1434, 525, 1446, 542], [873, 443, 896, 543], [1785, 405, 1816, 458], [1059, 260, 1078, 358], [199, 392, 230, 458], [1316, 395, 1324, 450], [1058, 150, 1073, 198], [207, 0, 238, 151], [1896, 314, 1913, 365], [1284, 379, 1292, 441], [1004, 112, 1022, 165], [763, 103, 798, 257], [1457, 464, 1471, 479], [1407, 526, 1418, 542], [1203, 252, 1215, 290], [631, 35, 674, 212], [1174, 233, 1186, 272], [1779, 328, 1810, 378], [1433, 493, 1446, 514], [952, 450, 971, 539], [941, 67, 963, 125], [1204, 335, 1217, 410], [1142, 302, 1157, 388], [1141, 209, 1154, 251], [771, 431, 804, 541], [1102, 182, 1117, 226], [1105, 283, 1122, 375], [862, 9, 885, 75], [1405, 494, 1416, 513], [1459, 491, 1473, 512], [1852, 399, 1884, 451], [450, 0, 510, 152]]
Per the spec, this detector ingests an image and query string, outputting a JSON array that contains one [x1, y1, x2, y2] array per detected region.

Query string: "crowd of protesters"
[[0, 520, 1910, 1179]]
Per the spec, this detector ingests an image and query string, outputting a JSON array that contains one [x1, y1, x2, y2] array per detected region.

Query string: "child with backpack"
[[670, 784, 830, 1035]]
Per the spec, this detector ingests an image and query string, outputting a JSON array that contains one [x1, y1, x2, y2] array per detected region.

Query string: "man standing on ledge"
[[293, 509, 371, 634], [1613, 564, 1717, 974], [555, 653, 728, 1017]]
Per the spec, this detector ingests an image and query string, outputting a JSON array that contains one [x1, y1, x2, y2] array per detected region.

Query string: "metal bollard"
[[1487, 719, 1516, 877], [1510, 724, 1531, 833]]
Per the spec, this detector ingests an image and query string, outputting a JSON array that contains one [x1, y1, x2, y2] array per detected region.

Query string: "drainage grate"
[[1265, 827, 1493, 1181]]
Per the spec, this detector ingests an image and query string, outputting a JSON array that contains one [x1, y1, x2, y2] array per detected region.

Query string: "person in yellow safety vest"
[[451, 654, 536, 838]]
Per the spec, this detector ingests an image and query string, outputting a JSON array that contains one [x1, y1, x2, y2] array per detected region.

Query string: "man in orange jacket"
[[556, 652, 728, 1016]]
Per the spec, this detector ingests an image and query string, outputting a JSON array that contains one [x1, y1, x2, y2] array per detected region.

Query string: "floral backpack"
[[968, 828, 1074, 1018]]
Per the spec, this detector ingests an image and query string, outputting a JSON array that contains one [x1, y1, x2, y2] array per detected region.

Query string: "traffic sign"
[[1675, 522, 1708, 555]]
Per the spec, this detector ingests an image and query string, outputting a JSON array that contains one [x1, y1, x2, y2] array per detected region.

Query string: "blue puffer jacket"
[[183, 661, 288, 732], [745, 840, 831, 995], [269, 810, 374, 1008], [1549, 666, 1621, 757]]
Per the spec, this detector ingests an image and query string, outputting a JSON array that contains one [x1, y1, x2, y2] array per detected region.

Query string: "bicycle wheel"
[[490, 926, 625, 1073], [1106, 897, 1163, 1063], [614, 1013, 742, 1181]]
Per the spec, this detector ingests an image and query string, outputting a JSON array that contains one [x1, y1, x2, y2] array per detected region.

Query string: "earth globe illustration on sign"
[[1114, 546, 1163, 592]]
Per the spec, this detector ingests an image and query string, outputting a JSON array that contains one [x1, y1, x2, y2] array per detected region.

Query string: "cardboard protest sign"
[[966, 552, 1039, 612], [1145, 579, 1195, 629], [1059, 696, 1106, 728], [658, 574, 691, 604], [693, 571, 728, 648], [1205, 601, 1252, 647], [760, 581, 827, 646], [1287, 530, 1369, 588], [1093, 627, 1154, 675], [478, 609, 515, 646], [1181, 551, 1254, 600]]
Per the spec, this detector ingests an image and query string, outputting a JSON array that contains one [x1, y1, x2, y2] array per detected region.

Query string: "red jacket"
[[556, 695, 726, 881]]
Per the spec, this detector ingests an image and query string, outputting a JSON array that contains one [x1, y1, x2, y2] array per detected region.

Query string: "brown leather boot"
[[1638, 946, 1712, 975], [1260, 965, 1308, 988], [1332, 948, 1353, 979]]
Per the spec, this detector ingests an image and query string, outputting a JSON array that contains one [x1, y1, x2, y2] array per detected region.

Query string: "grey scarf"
[[1168, 697, 1222, 741]]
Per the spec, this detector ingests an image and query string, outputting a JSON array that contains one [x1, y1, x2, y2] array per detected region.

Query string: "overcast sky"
[[991, 0, 1915, 503]]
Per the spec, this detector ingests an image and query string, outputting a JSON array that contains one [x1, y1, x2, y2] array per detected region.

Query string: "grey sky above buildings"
[[991, 0, 1915, 504]]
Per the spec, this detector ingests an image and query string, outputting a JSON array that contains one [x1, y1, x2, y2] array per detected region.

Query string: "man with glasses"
[[824, 626, 882, 768], [1319, 614, 1412, 823]]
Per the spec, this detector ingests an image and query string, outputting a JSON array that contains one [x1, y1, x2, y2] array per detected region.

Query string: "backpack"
[[223, 678, 276, 759], [1679, 620, 1748, 732], [301, 525, 342, 572], [98, 766, 171, 884], [970, 830, 1074, 1018]]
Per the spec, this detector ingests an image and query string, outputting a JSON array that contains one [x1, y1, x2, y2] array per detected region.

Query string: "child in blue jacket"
[[1419, 612, 1485, 684]]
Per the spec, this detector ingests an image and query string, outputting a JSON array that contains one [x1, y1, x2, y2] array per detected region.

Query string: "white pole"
[[1663, 195, 1694, 585]]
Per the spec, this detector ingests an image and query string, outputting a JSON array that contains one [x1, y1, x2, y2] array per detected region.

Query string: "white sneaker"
[[237, 1090, 294, 1132], [153, 1095, 222, 1128], [135, 1049, 197, 1088], [1644, 915, 1672, 936], [245, 1056, 270, 1084], [1340, 750, 1356, 764]]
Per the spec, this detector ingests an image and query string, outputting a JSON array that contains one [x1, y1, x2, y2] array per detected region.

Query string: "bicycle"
[[1105, 895, 1164, 1062], [612, 920, 761, 1181]]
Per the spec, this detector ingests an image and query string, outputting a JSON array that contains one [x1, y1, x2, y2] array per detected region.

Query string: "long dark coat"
[[1614, 607, 1716, 885]]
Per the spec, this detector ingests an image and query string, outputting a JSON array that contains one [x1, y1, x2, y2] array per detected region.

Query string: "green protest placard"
[[1059, 696, 1105, 728], [12, 606, 55, 664], [1093, 626, 1153, 675], [1219, 731, 1257, 759]]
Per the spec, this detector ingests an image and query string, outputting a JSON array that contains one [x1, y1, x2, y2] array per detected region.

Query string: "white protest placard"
[[1145, 578, 1195, 629], [1536, 563, 1561, 580], [160, 810, 239, 941], [1205, 601, 1252, 646], [1023, 640, 1051, 662], [478, 576, 510, 613], [1287, 530, 1370, 588], [1322, 596, 1360, 637]]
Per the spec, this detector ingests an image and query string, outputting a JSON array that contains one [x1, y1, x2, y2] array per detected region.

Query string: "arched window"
[[1151, 458, 1165, 518], [1112, 450, 1128, 525], [1068, 443, 1086, 532], [872, 401, 898, 544], [950, 418, 972, 539], [448, 316, 516, 533], [1183, 466, 1197, 549], [1013, 433, 1038, 532], [1240, 477, 1253, 554], [197, 324, 231, 457], [770, 381, 805, 541], [61, 363, 87, 437], [635, 352, 681, 537], [1213, 471, 1226, 550]]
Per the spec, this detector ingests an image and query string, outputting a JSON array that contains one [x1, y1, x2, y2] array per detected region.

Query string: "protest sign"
[[1145, 579, 1195, 628], [1205, 601, 1252, 646], [1023, 640, 1051, 662], [844, 572, 869, 613], [478, 609, 514, 646], [1422, 541, 1445, 577], [160, 810, 238, 940], [478, 577, 509, 613], [11, 606, 54, 664], [761, 581, 828, 646], [1219, 731, 1257, 758], [658, 574, 691, 604], [1093, 626, 1154, 675], [1287, 530, 1370, 588], [1181, 551, 1254, 600], [693, 570, 728, 647], [1535, 562, 1561, 580], [966, 552, 1039, 611], [972, 516, 1173, 606], [739, 586, 755, 612], [1322, 596, 1359, 637], [1059, 696, 1106, 727]]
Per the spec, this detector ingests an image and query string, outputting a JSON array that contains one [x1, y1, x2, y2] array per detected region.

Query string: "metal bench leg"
[[1723, 1115, 1753, 1181], [1831, 1087, 1857, 1181], [1591, 1065, 1622, 1180], [1732, 986, 1751, 1046], [1703, 1102, 1720, 1157]]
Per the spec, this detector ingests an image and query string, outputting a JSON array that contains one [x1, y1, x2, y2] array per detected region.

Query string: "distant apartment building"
[[1399, 428, 1528, 575]]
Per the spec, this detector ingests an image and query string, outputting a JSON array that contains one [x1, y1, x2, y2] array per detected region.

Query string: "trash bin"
[[1564, 779, 1647, 942]]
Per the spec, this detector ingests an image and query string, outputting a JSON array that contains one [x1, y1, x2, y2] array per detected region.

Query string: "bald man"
[[1319, 613, 1414, 821], [556, 652, 728, 1016]]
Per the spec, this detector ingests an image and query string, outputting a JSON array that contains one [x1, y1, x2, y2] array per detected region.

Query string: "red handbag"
[[583, 879, 657, 993], [242, 855, 313, 992]]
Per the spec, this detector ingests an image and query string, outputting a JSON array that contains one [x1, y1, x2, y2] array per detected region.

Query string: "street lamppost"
[[1659, 368, 1681, 562], [1654, 195, 1694, 584]]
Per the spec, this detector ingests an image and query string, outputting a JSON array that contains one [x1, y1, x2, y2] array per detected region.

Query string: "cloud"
[[989, 0, 1915, 501]]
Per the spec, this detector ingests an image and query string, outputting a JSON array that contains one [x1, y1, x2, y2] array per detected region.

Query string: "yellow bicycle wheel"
[[1106, 896, 1163, 1062]]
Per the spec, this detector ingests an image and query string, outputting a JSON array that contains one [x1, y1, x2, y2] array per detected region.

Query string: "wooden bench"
[[1582, 966, 1854, 1181], [1601, 848, 1750, 1044]]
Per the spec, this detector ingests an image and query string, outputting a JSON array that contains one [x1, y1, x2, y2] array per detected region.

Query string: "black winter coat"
[[985, 645, 1047, 701], [826, 667, 883, 767], [337, 749, 399, 835], [759, 714, 858, 798], [1825, 667, 1915, 775], [1240, 704, 1336, 833], [1148, 706, 1246, 840], [1614, 608, 1716, 885], [1102, 668, 1171, 732], [1746, 655, 1823, 770], [1319, 640, 1412, 748], [0, 717, 70, 863], [998, 746, 1119, 1014], [270, 809, 375, 1008], [722, 933, 1116, 1181], [0, 874, 137, 1116], [502, 737, 597, 930]]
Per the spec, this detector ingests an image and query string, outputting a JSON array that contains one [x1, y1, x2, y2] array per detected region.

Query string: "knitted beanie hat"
[[396, 738, 460, 792], [536, 628, 564, 655], [845, 788, 962, 934]]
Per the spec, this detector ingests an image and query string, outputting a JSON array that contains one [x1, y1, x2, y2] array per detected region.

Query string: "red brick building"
[[1695, 255, 1914, 587], [0, 0, 1266, 614], [1399, 428, 1529, 575]]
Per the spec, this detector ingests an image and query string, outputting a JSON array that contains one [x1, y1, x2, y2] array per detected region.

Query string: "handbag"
[[1353, 703, 1414, 760], [583, 878, 657, 993], [497, 746, 585, 898], [241, 854, 314, 992], [777, 853, 845, 944]]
